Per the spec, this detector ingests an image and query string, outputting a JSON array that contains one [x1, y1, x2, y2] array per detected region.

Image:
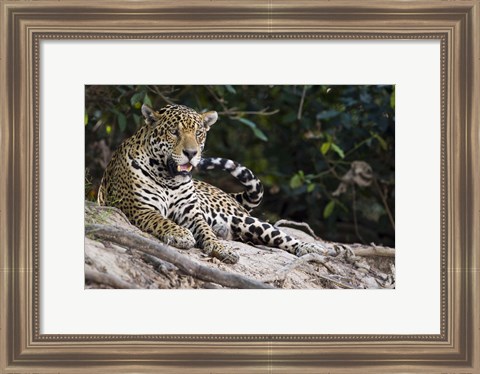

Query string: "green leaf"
[[130, 92, 145, 107], [317, 110, 339, 120], [307, 183, 315, 193], [289, 173, 303, 189], [371, 131, 388, 151], [84, 113, 88, 125], [143, 94, 152, 107], [390, 88, 395, 109], [236, 117, 256, 128], [331, 143, 345, 158], [237, 117, 268, 141], [117, 113, 127, 132], [225, 85, 237, 94], [323, 200, 335, 219], [251, 127, 268, 141], [320, 141, 331, 155]]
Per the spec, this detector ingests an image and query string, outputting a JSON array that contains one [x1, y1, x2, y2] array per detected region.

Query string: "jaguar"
[[98, 104, 326, 264]]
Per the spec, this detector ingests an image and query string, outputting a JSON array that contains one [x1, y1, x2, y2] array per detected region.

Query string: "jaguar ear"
[[141, 104, 160, 126], [202, 111, 218, 131]]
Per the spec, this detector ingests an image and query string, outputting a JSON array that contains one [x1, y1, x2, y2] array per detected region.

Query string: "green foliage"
[[235, 117, 268, 141], [323, 200, 336, 219], [85, 85, 395, 246]]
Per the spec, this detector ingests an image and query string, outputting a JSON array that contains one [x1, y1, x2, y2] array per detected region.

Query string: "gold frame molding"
[[1, 1, 479, 372]]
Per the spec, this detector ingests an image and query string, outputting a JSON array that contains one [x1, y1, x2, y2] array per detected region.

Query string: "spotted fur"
[[98, 104, 326, 264], [198, 157, 264, 211]]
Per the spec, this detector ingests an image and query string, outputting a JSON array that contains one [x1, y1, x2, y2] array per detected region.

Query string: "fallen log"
[[86, 224, 273, 289]]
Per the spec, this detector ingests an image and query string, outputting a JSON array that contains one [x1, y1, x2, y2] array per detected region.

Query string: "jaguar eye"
[[196, 130, 203, 138], [170, 129, 179, 137]]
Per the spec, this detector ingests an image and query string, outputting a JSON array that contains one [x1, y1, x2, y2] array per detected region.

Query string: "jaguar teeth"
[[177, 164, 193, 172]]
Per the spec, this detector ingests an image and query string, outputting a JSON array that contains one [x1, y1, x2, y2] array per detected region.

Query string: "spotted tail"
[[198, 157, 264, 211]]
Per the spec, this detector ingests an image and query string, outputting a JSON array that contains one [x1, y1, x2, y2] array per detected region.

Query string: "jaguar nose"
[[183, 148, 198, 160]]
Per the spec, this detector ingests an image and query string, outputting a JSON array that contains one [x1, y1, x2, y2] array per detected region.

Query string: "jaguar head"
[[141, 104, 218, 180]]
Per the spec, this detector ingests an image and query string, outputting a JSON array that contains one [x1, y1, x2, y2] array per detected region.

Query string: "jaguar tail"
[[198, 157, 264, 211]]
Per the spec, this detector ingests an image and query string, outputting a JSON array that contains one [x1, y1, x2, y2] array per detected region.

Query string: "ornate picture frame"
[[1, 1, 478, 372]]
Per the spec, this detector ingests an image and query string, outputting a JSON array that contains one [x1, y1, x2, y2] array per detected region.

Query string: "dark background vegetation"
[[85, 85, 395, 246]]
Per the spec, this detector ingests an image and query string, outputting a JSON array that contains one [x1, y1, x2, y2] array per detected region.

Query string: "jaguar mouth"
[[177, 163, 193, 173], [167, 158, 193, 176]]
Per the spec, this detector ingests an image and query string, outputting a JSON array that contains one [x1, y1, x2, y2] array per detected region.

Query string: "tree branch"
[[274, 219, 321, 240], [297, 85, 308, 120], [351, 244, 395, 257], [85, 268, 140, 289], [263, 253, 333, 283], [85, 224, 273, 289], [373, 178, 395, 231]]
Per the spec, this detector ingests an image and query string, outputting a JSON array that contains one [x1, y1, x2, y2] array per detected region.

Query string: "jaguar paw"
[[204, 241, 239, 264], [295, 242, 328, 257], [161, 227, 195, 249]]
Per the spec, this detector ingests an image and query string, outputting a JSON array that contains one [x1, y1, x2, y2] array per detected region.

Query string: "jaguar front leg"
[[131, 210, 195, 249], [184, 211, 239, 264]]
